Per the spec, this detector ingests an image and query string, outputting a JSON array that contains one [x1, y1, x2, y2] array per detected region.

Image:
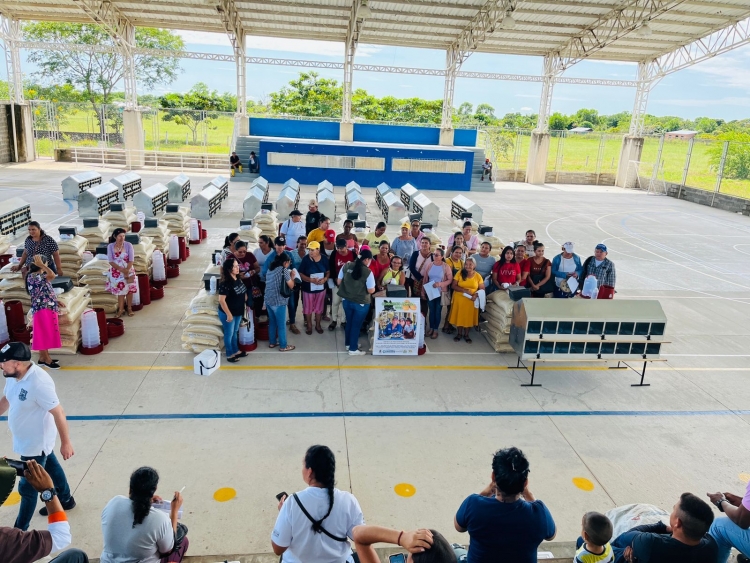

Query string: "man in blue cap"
[[582, 243, 616, 292]]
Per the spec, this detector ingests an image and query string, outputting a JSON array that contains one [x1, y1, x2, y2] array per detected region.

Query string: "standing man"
[[0, 342, 75, 531], [229, 152, 242, 177], [481, 158, 493, 181], [582, 244, 616, 292], [305, 200, 321, 234], [280, 210, 306, 251]]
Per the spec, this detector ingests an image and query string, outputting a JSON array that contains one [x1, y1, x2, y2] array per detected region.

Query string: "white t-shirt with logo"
[[272, 487, 364, 563], [281, 220, 307, 248], [3, 364, 59, 456]]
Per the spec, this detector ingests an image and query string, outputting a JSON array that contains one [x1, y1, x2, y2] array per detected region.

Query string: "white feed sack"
[[132, 235, 156, 276], [51, 286, 91, 355], [103, 207, 138, 231], [253, 210, 278, 239], [78, 256, 118, 313], [181, 289, 224, 353], [163, 206, 192, 237], [79, 219, 113, 251], [0, 235, 10, 256], [140, 220, 171, 254], [58, 235, 88, 283], [480, 290, 514, 353]]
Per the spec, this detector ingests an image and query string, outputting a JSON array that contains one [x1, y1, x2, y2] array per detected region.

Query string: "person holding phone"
[[217, 257, 249, 363], [272, 445, 364, 563], [0, 342, 76, 531], [100, 466, 188, 563], [0, 459, 87, 563], [352, 526, 456, 563]]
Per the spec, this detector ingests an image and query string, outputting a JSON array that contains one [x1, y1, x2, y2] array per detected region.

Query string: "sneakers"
[[348, 349, 366, 356], [40, 497, 76, 516], [38, 360, 61, 370]]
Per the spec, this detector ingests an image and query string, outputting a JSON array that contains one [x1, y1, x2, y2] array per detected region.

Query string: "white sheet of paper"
[[567, 277, 579, 293], [462, 292, 473, 299], [424, 281, 441, 301], [310, 272, 325, 291]]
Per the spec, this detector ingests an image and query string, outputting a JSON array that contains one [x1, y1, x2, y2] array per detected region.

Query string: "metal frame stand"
[[512, 357, 651, 387], [514, 357, 541, 387], [630, 361, 650, 387]]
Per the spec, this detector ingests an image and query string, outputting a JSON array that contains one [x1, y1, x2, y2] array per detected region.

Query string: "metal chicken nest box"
[[61, 171, 102, 201], [78, 182, 120, 218], [190, 185, 223, 220], [167, 174, 191, 203], [381, 192, 406, 226], [110, 172, 142, 201], [134, 183, 170, 217]]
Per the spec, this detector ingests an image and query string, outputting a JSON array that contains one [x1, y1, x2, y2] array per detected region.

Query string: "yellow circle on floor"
[[739, 473, 750, 484], [394, 483, 416, 497], [572, 477, 595, 491], [213, 487, 236, 502], [3, 491, 21, 506]]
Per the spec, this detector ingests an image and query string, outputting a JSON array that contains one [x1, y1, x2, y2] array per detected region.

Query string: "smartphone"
[[275, 491, 288, 501], [389, 554, 406, 563], [5, 458, 27, 477]]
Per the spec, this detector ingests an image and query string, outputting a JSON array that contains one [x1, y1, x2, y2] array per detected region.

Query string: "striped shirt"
[[575, 543, 614, 563]]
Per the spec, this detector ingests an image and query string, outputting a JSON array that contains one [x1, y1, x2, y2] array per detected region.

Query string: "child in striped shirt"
[[575, 511, 614, 563]]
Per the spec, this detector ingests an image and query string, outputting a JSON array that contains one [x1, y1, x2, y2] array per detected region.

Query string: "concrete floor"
[[0, 160, 749, 559]]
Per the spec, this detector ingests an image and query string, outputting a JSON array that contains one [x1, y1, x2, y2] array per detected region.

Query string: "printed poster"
[[373, 297, 422, 356]]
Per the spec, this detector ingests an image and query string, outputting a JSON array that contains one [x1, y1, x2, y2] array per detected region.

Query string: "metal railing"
[[66, 147, 227, 172]]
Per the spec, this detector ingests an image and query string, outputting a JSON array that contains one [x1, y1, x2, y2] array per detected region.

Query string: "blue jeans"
[[711, 516, 750, 563], [427, 297, 442, 332], [268, 304, 288, 349], [342, 299, 369, 352], [288, 288, 298, 324], [218, 309, 242, 357], [16, 451, 72, 531], [52, 549, 89, 563]]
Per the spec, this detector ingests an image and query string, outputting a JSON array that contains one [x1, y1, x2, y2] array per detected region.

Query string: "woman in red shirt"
[[369, 240, 392, 286], [528, 242, 553, 297], [515, 244, 531, 287], [492, 246, 521, 288]]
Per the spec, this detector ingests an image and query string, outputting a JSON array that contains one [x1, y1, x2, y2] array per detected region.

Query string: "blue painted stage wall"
[[249, 117, 339, 140], [353, 123, 477, 147], [259, 139, 473, 191], [248, 117, 477, 147]]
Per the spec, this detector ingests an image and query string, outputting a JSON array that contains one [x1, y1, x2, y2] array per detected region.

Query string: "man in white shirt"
[[0, 459, 86, 563], [0, 343, 76, 531], [280, 210, 307, 251]]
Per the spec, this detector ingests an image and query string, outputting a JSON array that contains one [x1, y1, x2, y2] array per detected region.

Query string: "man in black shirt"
[[229, 152, 242, 176], [611, 493, 717, 563], [305, 199, 321, 234]]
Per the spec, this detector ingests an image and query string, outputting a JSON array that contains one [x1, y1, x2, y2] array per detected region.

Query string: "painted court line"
[[2, 409, 749, 422], [57, 365, 750, 372]]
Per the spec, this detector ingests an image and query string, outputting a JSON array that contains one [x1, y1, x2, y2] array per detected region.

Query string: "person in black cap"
[[0, 342, 76, 531], [0, 458, 87, 563], [280, 209, 306, 251]]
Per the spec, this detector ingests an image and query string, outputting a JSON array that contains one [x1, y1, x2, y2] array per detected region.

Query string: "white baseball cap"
[[563, 242, 574, 253]]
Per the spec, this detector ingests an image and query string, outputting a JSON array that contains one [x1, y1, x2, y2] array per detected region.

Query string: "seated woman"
[[100, 466, 188, 563], [455, 447, 555, 563], [492, 245, 521, 289], [272, 445, 364, 563], [528, 242, 554, 298], [448, 256, 485, 344]]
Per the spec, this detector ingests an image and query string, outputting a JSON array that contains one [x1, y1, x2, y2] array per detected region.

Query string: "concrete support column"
[[237, 116, 249, 136], [439, 128, 455, 147], [123, 109, 144, 167], [340, 121, 354, 142], [18, 104, 35, 162], [525, 131, 550, 185], [615, 136, 645, 187]]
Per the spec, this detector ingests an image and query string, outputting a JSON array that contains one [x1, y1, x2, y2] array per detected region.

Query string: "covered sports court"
[[1, 0, 750, 560]]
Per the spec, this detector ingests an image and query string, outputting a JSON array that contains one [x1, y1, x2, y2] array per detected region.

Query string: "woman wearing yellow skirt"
[[448, 256, 485, 344]]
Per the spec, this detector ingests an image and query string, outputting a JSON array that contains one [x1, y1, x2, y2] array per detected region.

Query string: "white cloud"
[[178, 30, 380, 58], [515, 93, 582, 102], [685, 50, 750, 92], [520, 106, 532, 111]]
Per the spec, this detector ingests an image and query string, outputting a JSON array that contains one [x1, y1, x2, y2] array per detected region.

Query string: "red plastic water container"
[[80, 343, 103, 355], [5, 300, 25, 332], [166, 265, 180, 278], [201, 228, 207, 240], [94, 307, 108, 346], [255, 321, 269, 341], [137, 274, 151, 306], [11, 327, 31, 345], [0, 254, 12, 268], [150, 287, 164, 300], [239, 341, 257, 352], [178, 237, 187, 261], [598, 285, 615, 299], [106, 318, 125, 338], [131, 221, 142, 233]]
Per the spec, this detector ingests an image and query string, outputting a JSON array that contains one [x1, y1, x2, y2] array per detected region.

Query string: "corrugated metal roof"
[[2, 0, 749, 63]]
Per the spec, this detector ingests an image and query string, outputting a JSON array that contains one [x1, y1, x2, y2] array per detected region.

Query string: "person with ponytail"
[[454, 447, 556, 563], [221, 232, 239, 263], [336, 248, 375, 355], [100, 466, 188, 563], [26, 254, 62, 369], [272, 445, 364, 563]]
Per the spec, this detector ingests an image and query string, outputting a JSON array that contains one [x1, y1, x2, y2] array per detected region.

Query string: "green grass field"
[[34, 105, 750, 200]]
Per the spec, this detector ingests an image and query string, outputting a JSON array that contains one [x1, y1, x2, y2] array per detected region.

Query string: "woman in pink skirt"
[[26, 254, 61, 369]]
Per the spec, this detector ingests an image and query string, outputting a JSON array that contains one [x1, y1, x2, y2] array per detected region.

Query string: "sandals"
[[315, 326, 324, 334], [289, 324, 300, 335], [280, 346, 296, 352], [127, 309, 135, 317], [430, 331, 438, 339], [114, 310, 123, 319], [306, 328, 313, 335], [465, 336, 472, 344], [268, 344, 278, 349], [328, 322, 337, 331], [227, 356, 239, 363], [454, 335, 461, 342]]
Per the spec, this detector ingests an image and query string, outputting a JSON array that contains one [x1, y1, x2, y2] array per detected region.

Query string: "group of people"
[[229, 150, 260, 176], [2, 339, 750, 563], [6, 222, 145, 371]]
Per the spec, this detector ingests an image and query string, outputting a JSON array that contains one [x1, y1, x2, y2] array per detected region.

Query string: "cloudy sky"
[[17, 28, 750, 120]]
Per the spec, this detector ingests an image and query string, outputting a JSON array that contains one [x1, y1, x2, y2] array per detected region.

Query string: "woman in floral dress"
[[26, 254, 61, 369], [106, 228, 137, 318]]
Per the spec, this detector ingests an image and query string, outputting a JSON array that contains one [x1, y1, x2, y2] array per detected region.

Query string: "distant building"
[[665, 129, 698, 140], [569, 126, 593, 133]]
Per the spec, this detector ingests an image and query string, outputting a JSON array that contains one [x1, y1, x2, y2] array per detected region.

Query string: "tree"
[[160, 82, 229, 143], [574, 108, 599, 128], [695, 117, 723, 134], [269, 72, 342, 117], [457, 102, 473, 116], [548, 112, 571, 131], [23, 23, 183, 135], [709, 131, 750, 180]]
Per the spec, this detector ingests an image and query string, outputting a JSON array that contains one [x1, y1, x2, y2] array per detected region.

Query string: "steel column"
[[1, 15, 24, 105], [121, 23, 137, 109], [628, 62, 652, 137], [342, 0, 367, 123], [535, 54, 561, 133]]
